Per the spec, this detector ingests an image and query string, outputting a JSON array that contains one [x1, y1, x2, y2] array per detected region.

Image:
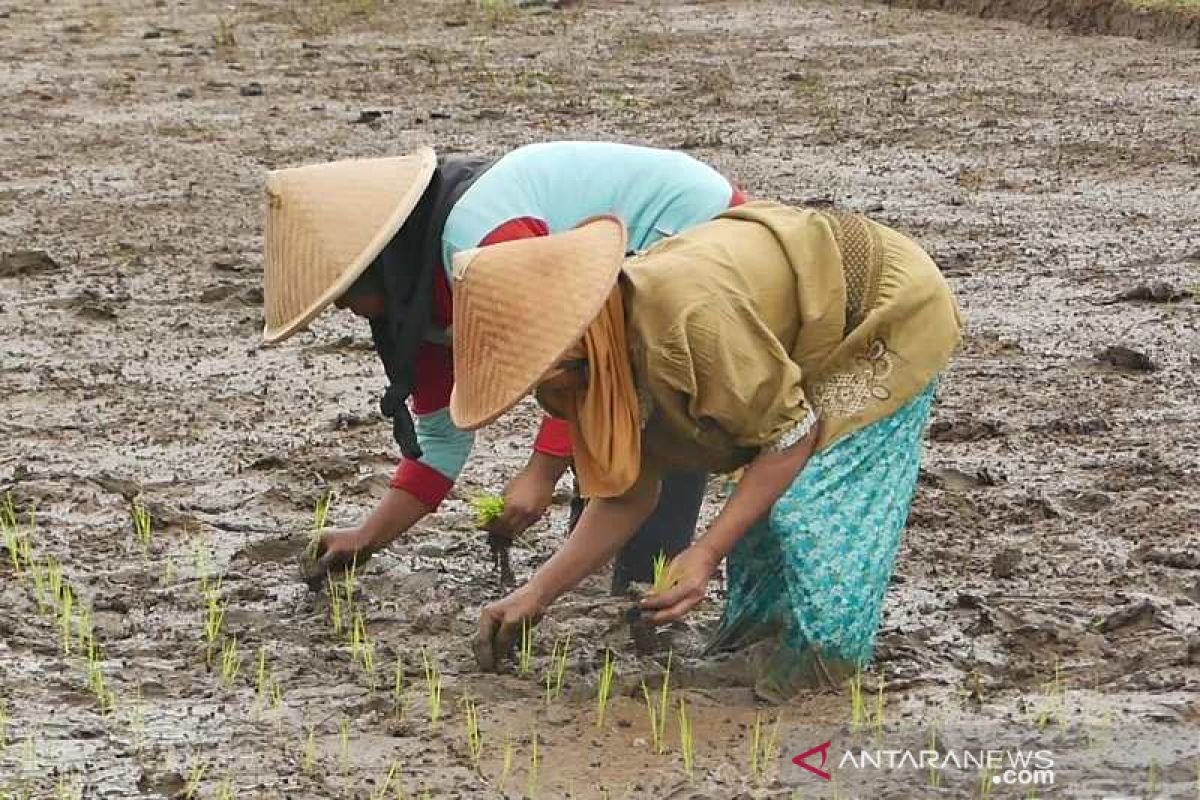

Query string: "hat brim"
[[449, 216, 628, 430], [261, 147, 438, 344]]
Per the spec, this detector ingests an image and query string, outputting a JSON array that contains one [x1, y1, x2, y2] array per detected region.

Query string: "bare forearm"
[[361, 488, 432, 549], [526, 450, 571, 485], [698, 426, 819, 560], [526, 472, 660, 604]]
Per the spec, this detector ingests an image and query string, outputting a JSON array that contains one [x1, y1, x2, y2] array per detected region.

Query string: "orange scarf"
[[550, 289, 642, 498]]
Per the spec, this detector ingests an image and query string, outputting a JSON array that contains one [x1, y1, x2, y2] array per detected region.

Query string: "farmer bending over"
[[261, 141, 745, 591], [451, 201, 962, 701]]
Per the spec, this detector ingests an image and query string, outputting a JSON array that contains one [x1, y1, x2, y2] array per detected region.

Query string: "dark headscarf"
[[362, 154, 495, 459]]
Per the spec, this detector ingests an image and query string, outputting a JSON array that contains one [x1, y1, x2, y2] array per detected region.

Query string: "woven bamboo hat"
[[261, 147, 438, 343], [449, 216, 627, 430]]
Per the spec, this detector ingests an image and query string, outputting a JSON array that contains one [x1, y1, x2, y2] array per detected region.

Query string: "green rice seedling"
[[128, 686, 145, 756], [339, 717, 351, 776], [873, 671, 886, 741], [255, 645, 268, 705], [641, 652, 673, 754], [302, 724, 316, 775], [306, 490, 335, 560], [518, 619, 535, 677], [848, 666, 866, 732], [422, 649, 443, 725], [678, 695, 695, 779], [76, 605, 94, 652], [498, 735, 515, 792], [162, 555, 176, 585], [544, 634, 571, 704], [351, 610, 366, 662], [29, 560, 47, 615], [651, 551, 670, 592], [130, 500, 152, 556], [46, 560, 63, 609], [977, 765, 996, 799], [470, 494, 505, 527], [58, 584, 74, 655], [1147, 758, 1162, 796], [326, 574, 345, 635], [595, 648, 616, 728], [362, 637, 377, 690], [220, 637, 242, 687], [372, 761, 401, 800], [527, 727, 540, 799], [203, 593, 225, 666], [462, 697, 483, 770], [749, 712, 781, 786], [183, 758, 206, 799], [54, 776, 82, 800], [391, 655, 411, 720], [341, 557, 358, 615], [216, 774, 235, 800], [657, 650, 673, 753], [1, 493, 22, 575], [640, 682, 663, 756], [927, 724, 940, 789], [0, 698, 8, 754]]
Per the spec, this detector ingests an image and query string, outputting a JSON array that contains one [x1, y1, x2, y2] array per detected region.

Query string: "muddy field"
[[2, 0, 1199, 797]]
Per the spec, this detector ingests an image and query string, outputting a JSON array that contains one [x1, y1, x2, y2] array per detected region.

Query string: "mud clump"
[[1095, 345, 1156, 372], [0, 249, 59, 277]]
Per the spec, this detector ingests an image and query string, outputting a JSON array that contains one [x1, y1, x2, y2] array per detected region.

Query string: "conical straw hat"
[[261, 147, 437, 343], [449, 216, 627, 430]]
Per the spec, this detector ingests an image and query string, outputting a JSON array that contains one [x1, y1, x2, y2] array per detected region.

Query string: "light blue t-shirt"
[[415, 141, 737, 487]]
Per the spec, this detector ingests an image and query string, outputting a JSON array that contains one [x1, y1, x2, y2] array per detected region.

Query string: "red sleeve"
[[389, 459, 454, 509], [479, 216, 550, 245], [729, 185, 748, 207], [409, 270, 454, 416], [533, 416, 573, 458]]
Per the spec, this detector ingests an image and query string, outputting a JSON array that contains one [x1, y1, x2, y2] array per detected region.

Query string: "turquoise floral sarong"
[[713, 382, 937, 700]]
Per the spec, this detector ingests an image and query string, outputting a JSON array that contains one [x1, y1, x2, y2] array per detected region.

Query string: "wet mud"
[[2, 0, 1198, 797]]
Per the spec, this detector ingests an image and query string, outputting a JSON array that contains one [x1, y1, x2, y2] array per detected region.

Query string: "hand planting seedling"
[[306, 490, 336, 561], [471, 494, 518, 587], [595, 649, 616, 728], [651, 551, 672, 592], [470, 494, 505, 527]]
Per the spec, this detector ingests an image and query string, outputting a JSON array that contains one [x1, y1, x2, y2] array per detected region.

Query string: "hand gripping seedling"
[[470, 494, 516, 587]]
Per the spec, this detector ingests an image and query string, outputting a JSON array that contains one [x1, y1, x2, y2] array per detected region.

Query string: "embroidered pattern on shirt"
[[820, 211, 884, 334], [764, 408, 819, 453], [810, 338, 894, 418]]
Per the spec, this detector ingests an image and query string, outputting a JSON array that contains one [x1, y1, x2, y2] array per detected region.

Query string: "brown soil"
[[2, 1, 1198, 798], [882, 0, 1200, 47]]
